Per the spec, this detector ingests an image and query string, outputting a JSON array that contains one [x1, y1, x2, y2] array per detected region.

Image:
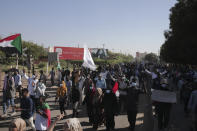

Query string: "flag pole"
[[21, 37, 24, 70], [16, 53, 19, 69], [0, 66, 1, 89], [46, 62, 49, 76]]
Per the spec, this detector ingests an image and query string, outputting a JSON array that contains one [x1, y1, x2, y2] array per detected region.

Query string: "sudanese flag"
[[0, 34, 22, 54], [42, 103, 51, 128], [112, 82, 119, 94]]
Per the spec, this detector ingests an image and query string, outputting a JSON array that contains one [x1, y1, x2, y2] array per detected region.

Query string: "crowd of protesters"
[[1, 62, 197, 131]]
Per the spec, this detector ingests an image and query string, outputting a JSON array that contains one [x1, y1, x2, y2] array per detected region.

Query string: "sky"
[[0, 0, 177, 56]]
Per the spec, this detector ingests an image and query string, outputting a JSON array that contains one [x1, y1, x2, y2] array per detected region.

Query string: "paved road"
[[0, 79, 191, 131]]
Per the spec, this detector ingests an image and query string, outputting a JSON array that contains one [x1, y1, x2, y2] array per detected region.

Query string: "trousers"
[[25, 117, 36, 131], [105, 114, 115, 130], [127, 110, 137, 131], [3, 92, 15, 114]]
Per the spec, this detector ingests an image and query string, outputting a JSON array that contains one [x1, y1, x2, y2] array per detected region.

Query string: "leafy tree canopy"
[[22, 41, 47, 60], [160, 0, 197, 65], [144, 53, 158, 63]]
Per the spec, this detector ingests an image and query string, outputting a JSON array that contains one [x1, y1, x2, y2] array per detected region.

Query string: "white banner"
[[151, 89, 177, 103], [82, 45, 97, 71]]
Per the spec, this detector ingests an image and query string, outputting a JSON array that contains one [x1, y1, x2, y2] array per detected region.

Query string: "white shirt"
[[35, 112, 48, 130], [23, 74, 38, 96], [145, 69, 158, 79], [35, 83, 46, 98]]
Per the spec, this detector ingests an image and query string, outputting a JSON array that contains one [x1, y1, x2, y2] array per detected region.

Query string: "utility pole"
[[102, 44, 105, 49]]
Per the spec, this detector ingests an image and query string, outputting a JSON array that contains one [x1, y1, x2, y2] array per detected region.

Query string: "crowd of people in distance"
[[2, 62, 197, 131]]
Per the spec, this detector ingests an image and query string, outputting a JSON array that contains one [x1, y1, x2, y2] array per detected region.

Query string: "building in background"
[[91, 48, 108, 59]]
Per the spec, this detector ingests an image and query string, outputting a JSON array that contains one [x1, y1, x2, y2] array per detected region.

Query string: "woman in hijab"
[[92, 88, 104, 129], [83, 79, 95, 124], [47, 115, 82, 131], [56, 81, 68, 115], [9, 118, 26, 131]]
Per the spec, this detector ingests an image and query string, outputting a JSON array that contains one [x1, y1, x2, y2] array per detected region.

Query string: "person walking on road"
[[15, 88, 36, 131], [102, 88, 118, 131], [83, 78, 95, 124], [126, 78, 143, 131], [13, 70, 22, 99], [188, 84, 197, 131], [72, 85, 80, 118], [49, 68, 55, 86], [35, 96, 51, 131], [35, 79, 47, 109], [2, 71, 16, 117], [157, 79, 172, 131], [56, 81, 68, 116], [96, 74, 107, 90], [23, 71, 39, 113]]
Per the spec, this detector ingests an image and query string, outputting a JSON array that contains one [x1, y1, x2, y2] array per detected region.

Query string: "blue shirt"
[[96, 79, 107, 89]]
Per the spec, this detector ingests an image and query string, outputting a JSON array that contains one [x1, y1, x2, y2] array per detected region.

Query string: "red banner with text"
[[54, 47, 84, 60]]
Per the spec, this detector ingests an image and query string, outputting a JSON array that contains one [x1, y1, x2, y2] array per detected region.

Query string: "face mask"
[[161, 84, 167, 88], [106, 90, 111, 93], [131, 82, 137, 87]]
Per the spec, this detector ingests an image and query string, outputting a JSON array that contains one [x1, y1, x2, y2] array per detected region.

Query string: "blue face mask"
[[161, 84, 167, 88], [106, 90, 111, 93], [131, 82, 137, 87], [90, 86, 93, 90]]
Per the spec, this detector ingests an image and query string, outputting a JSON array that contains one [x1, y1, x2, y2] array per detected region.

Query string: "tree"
[[0, 36, 6, 63], [160, 0, 197, 65], [144, 53, 158, 63], [22, 41, 47, 60]]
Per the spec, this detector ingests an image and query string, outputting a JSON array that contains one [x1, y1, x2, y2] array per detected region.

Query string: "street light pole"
[[102, 44, 105, 49]]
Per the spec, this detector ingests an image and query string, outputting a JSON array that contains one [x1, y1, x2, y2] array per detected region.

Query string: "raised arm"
[[145, 69, 152, 75], [47, 115, 63, 131], [23, 73, 29, 80]]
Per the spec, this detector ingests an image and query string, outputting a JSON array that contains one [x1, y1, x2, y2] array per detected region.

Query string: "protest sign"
[[151, 89, 177, 103]]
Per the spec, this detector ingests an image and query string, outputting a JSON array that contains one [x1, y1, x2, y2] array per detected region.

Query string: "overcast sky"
[[0, 0, 177, 56]]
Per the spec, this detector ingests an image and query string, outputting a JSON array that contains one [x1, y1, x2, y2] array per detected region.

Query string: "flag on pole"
[[112, 82, 119, 93], [0, 34, 22, 54], [82, 45, 97, 71]]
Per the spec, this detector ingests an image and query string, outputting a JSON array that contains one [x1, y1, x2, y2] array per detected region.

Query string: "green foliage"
[[94, 58, 107, 65], [106, 51, 134, 64], [144, 53, 158, 63], [0, 50, 5, 58], [160, 0, 197, 64], [22, 41, 47, 60], [38, 62, 45, 69], [0, 50, 6, 63]]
